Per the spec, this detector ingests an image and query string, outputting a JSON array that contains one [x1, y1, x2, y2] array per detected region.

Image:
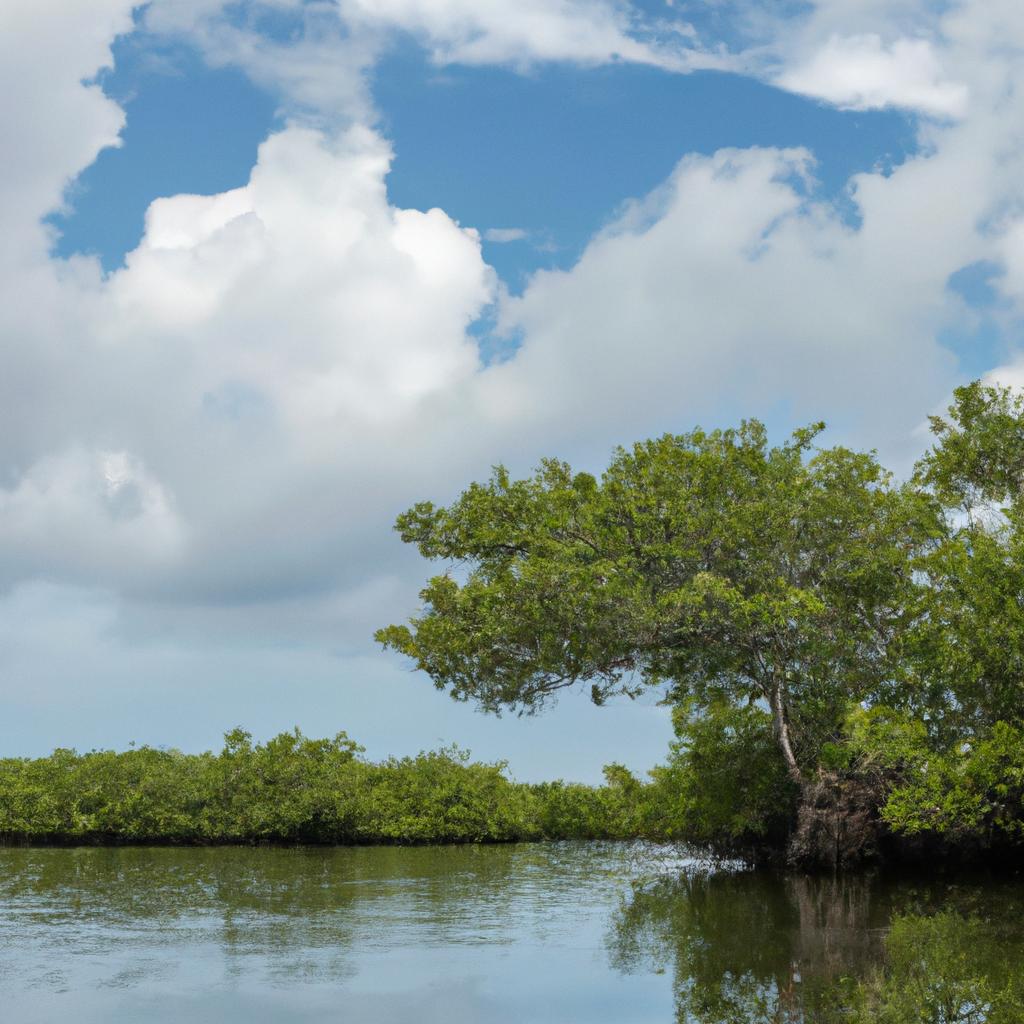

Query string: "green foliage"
[[347, 746, 533, 843], [528, 768, 642, 840], [378, 423, 930, 786], [868, 381, 1024, 849], [643, 701, 797, 858], [906, 506, 1024, 745], [881, 722, 1024, 840], [10, 382, 1024, 864], [0, 730, 650, 845], [917, 379, 1024, 514], [907, 381, 1024, 738]]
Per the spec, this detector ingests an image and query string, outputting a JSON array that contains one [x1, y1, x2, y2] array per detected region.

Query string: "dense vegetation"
[[0, 729, 653, 845], [379, 381, 1024, 867]]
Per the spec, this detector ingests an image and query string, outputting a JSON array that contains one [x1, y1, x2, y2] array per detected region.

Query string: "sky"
[[4, 0, 1024, 782]]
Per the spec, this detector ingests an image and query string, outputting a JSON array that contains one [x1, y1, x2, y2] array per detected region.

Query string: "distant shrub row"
[[0, 729, 654, 845]]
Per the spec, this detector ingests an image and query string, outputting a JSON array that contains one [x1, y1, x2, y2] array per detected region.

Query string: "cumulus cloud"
[[778, 34, 968, 116], [106, 123, 492, 419], [6, 0, 1024, 612], [482, 144, 971, 462], [0, 122, 498, 604]]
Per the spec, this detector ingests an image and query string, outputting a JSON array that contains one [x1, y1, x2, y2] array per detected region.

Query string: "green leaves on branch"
[[644, 700, 798, 859], [918, 379, 1024, 514]]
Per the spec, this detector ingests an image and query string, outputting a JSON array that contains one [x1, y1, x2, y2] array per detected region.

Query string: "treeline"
[[4, 717, 1023, 856], [0, 729, 663, 845]]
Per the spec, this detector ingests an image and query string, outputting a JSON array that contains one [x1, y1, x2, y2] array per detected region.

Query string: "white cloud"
[[338, 0, 686, 69], [9, 0, 1024, 775], [141, 0, 722, 123], [778, 33, 968, 116], [0, 0, 135, 259], [4, 0, 1020, 616], [995, 220, 1024, 310], [0, 447, 185, 587], [0, 122, 496, 602], [983, 359, 1024, 392], [481, 144, 974, 464], [142, 1, 380, 122]]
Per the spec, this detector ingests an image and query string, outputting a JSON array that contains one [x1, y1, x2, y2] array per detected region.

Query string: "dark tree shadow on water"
[[607, 868, 1024, 1024]]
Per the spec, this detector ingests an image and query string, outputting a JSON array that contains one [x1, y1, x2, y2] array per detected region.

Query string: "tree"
[[376, 421, 931, 800], [909, 381, 1024, 739]]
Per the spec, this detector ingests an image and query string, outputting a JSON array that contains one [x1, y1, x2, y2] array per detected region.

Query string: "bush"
[[0, 730, 644, 846]]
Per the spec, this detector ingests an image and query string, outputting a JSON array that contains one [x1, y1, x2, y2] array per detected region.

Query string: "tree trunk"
[[770, 679, 803, 786]]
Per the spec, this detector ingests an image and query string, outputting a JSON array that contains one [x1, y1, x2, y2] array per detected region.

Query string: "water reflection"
[[608, 868, 1024, 1023], [2, 844, 1023, 1023], [0, 844, 663, 1023]]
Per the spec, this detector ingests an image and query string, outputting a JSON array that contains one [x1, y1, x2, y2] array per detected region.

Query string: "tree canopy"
[[377, 421, 931, 783], [378, 381, 1024, 865]]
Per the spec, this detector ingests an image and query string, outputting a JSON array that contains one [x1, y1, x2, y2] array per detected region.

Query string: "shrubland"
[[0, 729, 648, 845]]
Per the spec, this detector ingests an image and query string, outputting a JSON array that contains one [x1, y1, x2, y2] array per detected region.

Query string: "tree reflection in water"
[[607, 868, 1024, 1024]]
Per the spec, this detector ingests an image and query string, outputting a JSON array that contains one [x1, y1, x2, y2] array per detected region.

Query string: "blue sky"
[[56, 30, 916, 289], [4, 0, 1024, 781]]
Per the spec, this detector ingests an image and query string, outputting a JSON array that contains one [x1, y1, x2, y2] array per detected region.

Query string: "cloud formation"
[[0, 0, 134, 258], [778, 34, 968, 116], [6, 0, 1024, 773], [141, 0, 720, 125], [4, 122, 499, 607]]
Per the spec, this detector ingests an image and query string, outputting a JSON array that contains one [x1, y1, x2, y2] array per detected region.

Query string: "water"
[[1, 843, 1022, 1023]]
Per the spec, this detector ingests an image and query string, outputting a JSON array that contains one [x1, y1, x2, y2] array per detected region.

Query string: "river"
[[2, 843, 1022, 1022]]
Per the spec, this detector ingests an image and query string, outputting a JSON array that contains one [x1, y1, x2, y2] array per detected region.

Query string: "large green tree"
[[377, 421, 932, 790]]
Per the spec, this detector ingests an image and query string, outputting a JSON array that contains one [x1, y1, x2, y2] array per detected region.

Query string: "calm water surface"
[[1, 843, 1022, 1023]]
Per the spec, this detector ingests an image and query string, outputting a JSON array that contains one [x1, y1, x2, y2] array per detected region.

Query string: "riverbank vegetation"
[[0, 729, 652, 844], [378, 380, 1024, 868]]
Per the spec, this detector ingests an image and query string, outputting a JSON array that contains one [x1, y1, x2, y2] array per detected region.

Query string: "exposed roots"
[[788, 771, 887, 870]]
